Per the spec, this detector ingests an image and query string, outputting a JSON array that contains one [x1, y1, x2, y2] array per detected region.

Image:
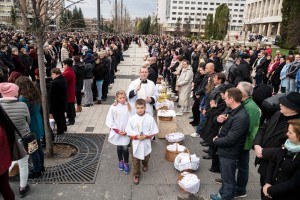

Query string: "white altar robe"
[[106, 103, 131, 146], [127, 78, 158, 116], [125, 113, 158, 160]]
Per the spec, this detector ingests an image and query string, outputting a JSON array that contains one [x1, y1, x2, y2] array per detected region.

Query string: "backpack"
[[227, 63, 238, 84]]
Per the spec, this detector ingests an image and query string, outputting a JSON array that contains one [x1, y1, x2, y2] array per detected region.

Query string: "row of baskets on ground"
[[165, 132, 201, 194]]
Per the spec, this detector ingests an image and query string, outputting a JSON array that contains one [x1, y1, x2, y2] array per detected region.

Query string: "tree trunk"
[[19, 0, 29, 32], [36, 31, 53, 157]]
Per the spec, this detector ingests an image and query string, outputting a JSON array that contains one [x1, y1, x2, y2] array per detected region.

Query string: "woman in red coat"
[[0, 105, 15, 200], [62, 58, 76, 125]]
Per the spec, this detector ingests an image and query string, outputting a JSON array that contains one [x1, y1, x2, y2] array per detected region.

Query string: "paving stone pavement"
[[8, 43, 260, 200]]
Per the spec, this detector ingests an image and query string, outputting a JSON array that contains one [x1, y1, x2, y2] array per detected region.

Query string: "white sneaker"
[[176, 112, 183, 116], [191, 133, 200, 138]]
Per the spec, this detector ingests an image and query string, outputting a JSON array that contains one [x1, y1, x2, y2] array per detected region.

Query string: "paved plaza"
[[9, 43, 261, 200]]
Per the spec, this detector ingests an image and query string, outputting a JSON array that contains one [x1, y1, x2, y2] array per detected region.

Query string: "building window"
[[203, 8, 207, 10], [179, 1, 183, 4], [172, 12, 177, 14], [210, 8, 214, 11], [178, 12, 183, 15], [198, 2, 202, 5], [203, 19, 206, 21], [234, 9, 238, 12], [204, 2, 208, 5], [191, 7, 195, 10], [238, 20, 243, 23], [229, 3, 232, 6], [232, 20, 237, 22], [197, 13, 201, 15], [186, 1, 190, 4], [172, 17, 176, 20], [210, 3, 214, 5], [191, 1, 196, 4], [234, 4, 239, 6], [179, 6, 183, 9], [173, 1, 177, 3], [191, 13, 195, 15], [172, 6, 177, 9], [185, 7, 189, 10], [216, 3, 220, 5], [184, 12, 189, 15], [240, 9, 244, 12], [197, 8, 201, 10], [233, 15, 237, 17], [239, 15, 243, 17]]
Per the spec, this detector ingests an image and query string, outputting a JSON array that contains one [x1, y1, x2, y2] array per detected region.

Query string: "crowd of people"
[[0, 31, 300, 200], [0, 30, 133, 199], [141, 35, 299, 200]]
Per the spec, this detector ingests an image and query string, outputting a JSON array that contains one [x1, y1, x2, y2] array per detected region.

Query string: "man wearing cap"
[[253, 92, 300, 198]]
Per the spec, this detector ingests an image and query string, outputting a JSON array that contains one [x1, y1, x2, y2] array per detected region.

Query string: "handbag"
[[12, 138, 27, 161], [10, 119, 38, 155]]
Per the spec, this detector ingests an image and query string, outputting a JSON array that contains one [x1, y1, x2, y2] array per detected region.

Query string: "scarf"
[[284, 139, 300, 153]]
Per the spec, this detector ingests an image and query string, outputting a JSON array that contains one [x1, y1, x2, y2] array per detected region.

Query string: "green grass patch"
[[272, 48, 297, 57]]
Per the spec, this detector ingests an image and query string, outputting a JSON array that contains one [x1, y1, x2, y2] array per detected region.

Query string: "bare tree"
[[29, 0, 84, 157], [19, 0, 30, 31]]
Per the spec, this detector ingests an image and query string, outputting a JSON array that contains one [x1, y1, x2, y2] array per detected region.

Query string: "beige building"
[[244, 0, 282, 36]]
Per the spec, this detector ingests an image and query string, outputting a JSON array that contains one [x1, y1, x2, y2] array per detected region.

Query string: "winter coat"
[[214, 104, 249, 160], [224, 57, 235, 78], [234, 59, 252, 85], [60, 47, 69, 61], [50, 75, 68, 113], [93, 62, 104, 80], [0, 51, 14, 70], [84, 62, 94, 79], [73, 61, 85, 92], [264, 147, 300, 200], [177, 66, 193, 107], [243, 97, 261, 150], [12, 54, 27, 75], [296, 68, 300, 88], [0, 98, 31, 136], [191, 52, 200, 73], [148, 66, 158, 84], [256, 56, 268, 75], [286, 61, 300, 79], [201, 97, 227, 144], [252, 83, 273, 109], [62, 67, 76, 103], [213, 56, 222, 73], [19, 97, 44, 140], [280, 63, 291, 88], [271, 62, 285, 86], [253, 111, 300, 175], [101, 57, 110, 82], [0, 126, 11, 175]]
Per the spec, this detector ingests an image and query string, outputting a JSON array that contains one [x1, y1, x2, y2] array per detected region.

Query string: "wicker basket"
[[177, 174, 186, 192], [167, 140, 184, 145], [174, 149, 200, 172], [158, 116, 173, 121], [165, 143, 188, 162], [158, 106, 168, 110]]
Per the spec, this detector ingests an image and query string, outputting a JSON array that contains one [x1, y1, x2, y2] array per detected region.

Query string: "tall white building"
[[157, 0, 247, 35], [244, 0, 282, 36]]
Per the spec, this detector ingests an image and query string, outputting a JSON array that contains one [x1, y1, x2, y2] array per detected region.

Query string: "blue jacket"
[[280, 63, 291, 88], [296, 68, 300, 87], [19, 96, 44, 140]]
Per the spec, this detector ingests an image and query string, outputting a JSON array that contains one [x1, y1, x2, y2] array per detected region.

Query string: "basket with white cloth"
[[165, 143, 188, 162], [177, 172, 200, 194], [174, 149, 200, 172], [166, 132, 185, 144]]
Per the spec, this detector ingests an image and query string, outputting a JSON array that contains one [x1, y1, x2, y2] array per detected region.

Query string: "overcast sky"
[[66, 0, 156, 19]]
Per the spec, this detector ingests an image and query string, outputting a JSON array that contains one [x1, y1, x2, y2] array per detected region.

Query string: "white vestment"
[[125, 113, 158, 160], [127, 78, 158, 116], [106, 103, 131, 146]]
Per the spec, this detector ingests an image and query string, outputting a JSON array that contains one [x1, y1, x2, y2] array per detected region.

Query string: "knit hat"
[[0, 83, 19, 98]]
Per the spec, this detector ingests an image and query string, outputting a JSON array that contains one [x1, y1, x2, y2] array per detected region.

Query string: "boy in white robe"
[[106, 90, 131, 174], [125, 99, 158, 184]]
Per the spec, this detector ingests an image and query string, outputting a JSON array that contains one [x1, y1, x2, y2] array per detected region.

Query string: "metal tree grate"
[[10, 134, 106, 184]]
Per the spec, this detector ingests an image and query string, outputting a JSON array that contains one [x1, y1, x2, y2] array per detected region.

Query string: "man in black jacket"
[[0, 43, 15, 71], [253, 92, 300, 199], [210, 88, 249, 200], [147, 57, 158, 84], [50, 68, 68, 135], [234, 54, 252, 86]]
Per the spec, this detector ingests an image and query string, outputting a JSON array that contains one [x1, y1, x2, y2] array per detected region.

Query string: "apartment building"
[[157, 0, 247, 35], [244, 0, 282, 36]]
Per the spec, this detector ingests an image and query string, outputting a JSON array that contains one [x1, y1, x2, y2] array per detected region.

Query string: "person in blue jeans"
[[210, 88, 249, 200], [93, 56, 104, 104], [16, 76, 45, 179]]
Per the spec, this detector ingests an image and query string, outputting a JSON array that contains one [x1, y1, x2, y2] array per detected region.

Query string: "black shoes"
[[209, 168, 220, 173], [202, 155, 212, 159], [19, 184, 30, 198], [82, 104, 93, 107], [95, 100, 102, 104], [28, 171, 41, 179], [201, 142, 209, 147], [66, 121, 75, 126], [203, 149, 210, 154]]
